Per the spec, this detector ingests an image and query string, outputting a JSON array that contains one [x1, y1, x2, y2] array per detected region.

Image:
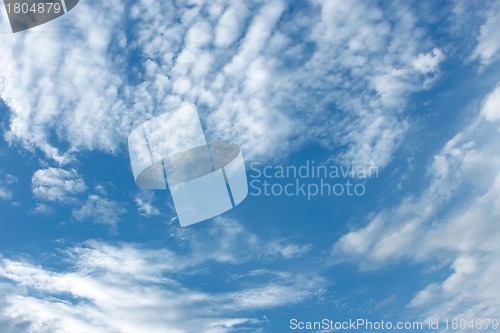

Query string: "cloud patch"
[[471, 1, 500, 68], [135, 190, 160, 216], [331, 85, 500, 321], [1, 0, 447, 170], [31, 168, 86, 202], [72, 194, 126, 233], [0, 226, 324, 332]]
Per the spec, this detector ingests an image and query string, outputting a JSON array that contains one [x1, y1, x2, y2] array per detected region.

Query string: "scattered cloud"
[[470, 1, 500, 69], [72, 194, 126, 233], [0, 187, 12, 200], [0, 0, 129, 163], [413, 48, 445, 74], [31, 168, 86, 203], [168, 217, 313, 266], [5, 175, 18, 185], [0, 1, 497, 332], [135, 190, 160, 216], [283, 0, 445, 167], [265, 241, 312, 259], [481, 85, 500, 122], [0, 174, 17, 200], [331, 85, 500, 322], [33, 203, 53, 215], [0, 0, 447, 170]]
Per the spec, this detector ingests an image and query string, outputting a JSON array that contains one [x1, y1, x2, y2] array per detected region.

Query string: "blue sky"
[[0, 0, 500, 332]]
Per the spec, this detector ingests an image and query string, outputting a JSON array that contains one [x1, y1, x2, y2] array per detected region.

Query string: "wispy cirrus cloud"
[[470, 1, 500, 69], [331, 85, 500, 322], [0, 218, 323, 333], [167, 217, 313, 265], [451, 0, 500, 70]]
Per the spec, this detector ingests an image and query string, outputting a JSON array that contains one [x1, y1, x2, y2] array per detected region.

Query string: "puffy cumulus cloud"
[[31, 168, 86, 202], [72, 194, 126, 233], [1, 0, 447, 169], [0, 220, 323, 333], [413, 48, 445, 74], [331, 86, 500, 321], [413, 48, 445, 88]]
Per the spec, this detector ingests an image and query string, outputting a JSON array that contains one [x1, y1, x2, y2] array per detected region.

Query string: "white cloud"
[[0, 229, 324, 332], [1, 0, 447, 170], [228, 280, 320, 309], [413, 48, 445, 74], [0, 250, 255, 333], [331, 85, 500, 322], [161, 217, 314, 269], [31, 168, 86, 202], [72, 194, 126, 233], [0, 187, 12, 200], [0, 0, 129, 162], [33, 203, 53, 215], [0, 174, 17, 200], [135, 191, 160, 216], [222, 0, 285, 77], [265, 241, 312, 259], [5, 175, 17, 185], [471, 1, 500, 68], [286, 0, 445, 167], [214, 1, 248, 48], [481, 85, 500, 122]]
